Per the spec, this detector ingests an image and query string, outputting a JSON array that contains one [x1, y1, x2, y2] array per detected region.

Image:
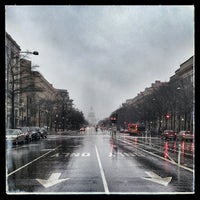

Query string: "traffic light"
[[110, 114, 118, 123]]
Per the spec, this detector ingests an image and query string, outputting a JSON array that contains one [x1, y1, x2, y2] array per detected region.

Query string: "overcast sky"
[[5, 5, 194, 121]]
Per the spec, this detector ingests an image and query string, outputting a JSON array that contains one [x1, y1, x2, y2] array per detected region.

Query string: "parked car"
[[16, 127, 32, 143], [176, 130, 194, 142], [120, 128, 125, 133], [39, 127, 48, 138], [29, 126, 41, 140], [119, 128, 129, 133], [80, 127, 85, 132], [6, 129, 26, 145], [161, 130, 177, 140], [124, 129, 129, 133]]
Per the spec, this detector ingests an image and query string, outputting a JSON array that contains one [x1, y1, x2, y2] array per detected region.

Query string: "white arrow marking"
[[36, 173, 70, 188], [51, 153, 59, 157], [143, 171, 172, 186]]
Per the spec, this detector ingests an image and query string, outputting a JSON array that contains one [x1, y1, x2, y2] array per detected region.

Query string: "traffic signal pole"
[[110, 114, 118, 137]]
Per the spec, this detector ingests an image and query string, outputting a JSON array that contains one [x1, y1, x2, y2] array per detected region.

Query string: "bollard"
[[178, 144, 181, 166]]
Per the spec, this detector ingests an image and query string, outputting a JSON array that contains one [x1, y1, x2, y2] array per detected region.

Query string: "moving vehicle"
[[176, 130, 194, 141], [127, 123, 145, 135], [161, 130, 177, 140], [6, 129, 26, 145]]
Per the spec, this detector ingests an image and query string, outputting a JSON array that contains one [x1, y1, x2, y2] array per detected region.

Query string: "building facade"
[[19, 62, 58, 127], [5, 32, 84, 131], [169, 56, 194, 132], [125, 80, 167, 106]]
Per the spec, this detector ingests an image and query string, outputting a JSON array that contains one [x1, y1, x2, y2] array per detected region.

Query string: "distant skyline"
[[5, 5, 194, 120]]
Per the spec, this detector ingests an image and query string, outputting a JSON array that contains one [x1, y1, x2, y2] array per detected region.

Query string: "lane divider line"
[[95, 145, 109, 194], [7, 145, 62, 177]]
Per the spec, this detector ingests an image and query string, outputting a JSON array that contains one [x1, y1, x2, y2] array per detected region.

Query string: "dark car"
[[161, 130, 177, 140], [39, 127, 48, 138], [29, 126, 41, 140], [176, 130, 194, 142]]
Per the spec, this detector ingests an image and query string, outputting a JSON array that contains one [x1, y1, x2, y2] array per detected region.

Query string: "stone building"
[[170, 56, 193, 84], [169, 56, 194, 131], [5, 32, 78, 130], [125, 80, 167, 106], [19, 62, 57, 127]]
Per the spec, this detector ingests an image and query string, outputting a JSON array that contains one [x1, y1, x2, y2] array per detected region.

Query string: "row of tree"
[[29, 97, 88, 131], [99, 78, 194, 134]]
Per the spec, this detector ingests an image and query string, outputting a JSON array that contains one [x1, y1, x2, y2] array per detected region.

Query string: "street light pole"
[[176, 87, 181, 132], [20, 51, 39, 55], [26, 95, 29, 126], [20, 102, 24, 126], [55, 114, 58, 132], [7, 50, 39, 129], [62, 116, 65, 131], [39, 104, 41, 127]]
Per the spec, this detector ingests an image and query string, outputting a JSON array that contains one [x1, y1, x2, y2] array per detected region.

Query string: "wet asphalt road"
[[6, 128, 194, 195]]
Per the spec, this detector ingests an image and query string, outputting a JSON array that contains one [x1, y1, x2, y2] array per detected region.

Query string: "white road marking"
[[50, 152, 91, 157], [36, 173, 70, 188], [70, 153, 80, 157], [51, 153, 59, 157], [95, 145, 109, 194], [81, 152, 90, 157], [143, 171, 172, 186], [7, 145, 61, 177], [40, 149, 55, 151]]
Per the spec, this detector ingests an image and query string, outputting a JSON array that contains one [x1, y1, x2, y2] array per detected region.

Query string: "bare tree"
[[7, 56, 42, 128]]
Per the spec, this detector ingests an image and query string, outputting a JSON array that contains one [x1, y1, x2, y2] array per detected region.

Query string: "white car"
[[6, 129, 26, 145]]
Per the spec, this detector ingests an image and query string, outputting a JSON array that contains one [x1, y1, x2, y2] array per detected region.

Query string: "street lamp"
[[55, 114, 58, 132], [6, 49, 39, 129], [20, 51, 39, 56], [181, 118, 184, 130], [176, 87, 181, 132], [152, 98, 161, 134], [62, 116, 65, 131], [45, 110, 49, 130]]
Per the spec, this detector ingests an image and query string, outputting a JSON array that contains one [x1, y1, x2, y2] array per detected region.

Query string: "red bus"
[[127, 123, 145, 135]]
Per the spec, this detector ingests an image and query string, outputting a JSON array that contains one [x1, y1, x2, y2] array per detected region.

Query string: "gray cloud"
[[5, 5, 194, 120]]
